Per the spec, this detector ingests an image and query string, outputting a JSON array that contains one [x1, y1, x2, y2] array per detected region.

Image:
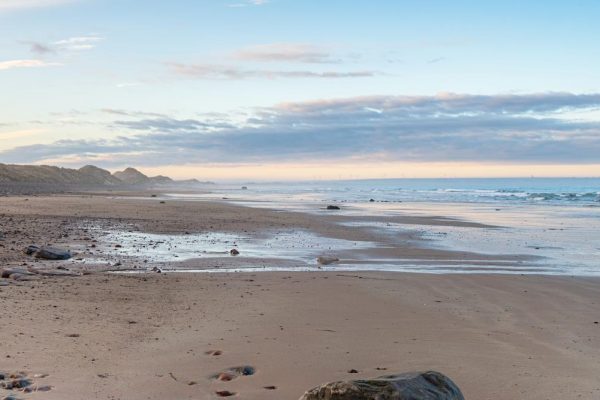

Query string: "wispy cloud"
[[168, 62, 379, 80], [228, 0, 269, 7], [0, 59, 59, 71], [427, 57, 446, 64], [0, 0, 75, 11], [21, 34, 103, 56], [101, 109, 167, 118], [232, 43, 339, 64], [21, 41, 55, 55], [53, 35, 103, 51], [3, 92, 600, 166]]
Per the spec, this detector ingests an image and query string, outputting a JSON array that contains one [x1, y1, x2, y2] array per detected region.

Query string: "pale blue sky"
[[1, 0, 599, 178]]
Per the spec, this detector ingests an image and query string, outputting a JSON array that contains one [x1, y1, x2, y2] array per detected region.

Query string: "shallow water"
[[153, 178, 600, 276], [96, 229, 377, 265]]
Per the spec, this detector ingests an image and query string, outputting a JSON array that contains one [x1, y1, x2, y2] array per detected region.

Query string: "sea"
[[162, 178, 600, 276]]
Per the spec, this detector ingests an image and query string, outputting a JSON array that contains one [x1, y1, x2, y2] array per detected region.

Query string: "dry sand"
[[1, 193, 599, 399]]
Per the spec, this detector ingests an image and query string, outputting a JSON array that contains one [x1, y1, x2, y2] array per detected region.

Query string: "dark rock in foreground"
[[24, 245, 71, 260], [299, 371, 464, 400], [326, 205, 341, 210]]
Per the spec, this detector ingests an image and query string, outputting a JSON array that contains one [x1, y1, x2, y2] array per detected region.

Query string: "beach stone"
[[1, 268, 34, 278], [36, 269, 80, 277], [0, 378, 31, 390], [230, 249, 240, 256], [317, 256, 339, 265], [33, 246, 71, 260], [326, 205, 341, 210], [299, 371, 464, 400], [9, 273, 35, 281], [24, 245, 39, 255]]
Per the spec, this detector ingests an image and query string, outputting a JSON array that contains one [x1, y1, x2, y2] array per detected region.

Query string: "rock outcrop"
[[299, 371, 464, 400]]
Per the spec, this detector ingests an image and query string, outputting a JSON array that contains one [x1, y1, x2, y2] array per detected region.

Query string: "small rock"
[[317, 256, 339, 265], [24, 245, 39, 255], [1, 268, 33, 279], [33, 246, 71, 260], [230, 249, 240, 256], [326, 205, 340, 210]]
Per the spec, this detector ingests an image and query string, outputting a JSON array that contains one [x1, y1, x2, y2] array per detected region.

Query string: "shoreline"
[[0, 192, 545, 275]]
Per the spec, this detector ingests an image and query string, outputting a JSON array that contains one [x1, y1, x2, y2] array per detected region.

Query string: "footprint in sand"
[[215, 390, 236, 397], [211, 366, 255, 382]]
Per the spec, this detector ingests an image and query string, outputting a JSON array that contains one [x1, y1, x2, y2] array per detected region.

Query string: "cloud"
[[228, 0, 268, 7], [427, 57, 446, 64], [167, 62, 379, 80], [53, 35, 103, 51], [0, 0, 75, 10], [0, 59, 59, 71], [2, 92, 600, 166], [21, 41, 56, 55], [20, 35, 102, 57], [232, 43, 338, 63], [101, 109, 167, 118]]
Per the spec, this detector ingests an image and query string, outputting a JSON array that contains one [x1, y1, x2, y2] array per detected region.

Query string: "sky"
[[1, 0, 600, 180]]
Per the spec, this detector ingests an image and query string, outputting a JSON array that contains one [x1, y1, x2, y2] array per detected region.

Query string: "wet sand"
[[1, 193, 600, 399]]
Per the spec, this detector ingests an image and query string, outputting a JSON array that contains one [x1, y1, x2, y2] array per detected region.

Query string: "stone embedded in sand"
[[317, 256, 340, 265], [298, 371, 465, 400], [22, 385, 52, 393], [33, 246, 71, 260], [24, 245, 40, 255], [8, 273, 36, 282], [0, 378, 31, 390], [230, 248, 240, 256], [326, 205, 341, 210], [1, 268, 33, 279]]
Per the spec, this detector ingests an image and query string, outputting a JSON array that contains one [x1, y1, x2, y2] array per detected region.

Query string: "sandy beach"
[[1, 193, 600, 400]]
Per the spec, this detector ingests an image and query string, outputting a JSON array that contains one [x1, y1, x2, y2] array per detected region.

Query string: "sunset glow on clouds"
[[1, 1, 599, 179]]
